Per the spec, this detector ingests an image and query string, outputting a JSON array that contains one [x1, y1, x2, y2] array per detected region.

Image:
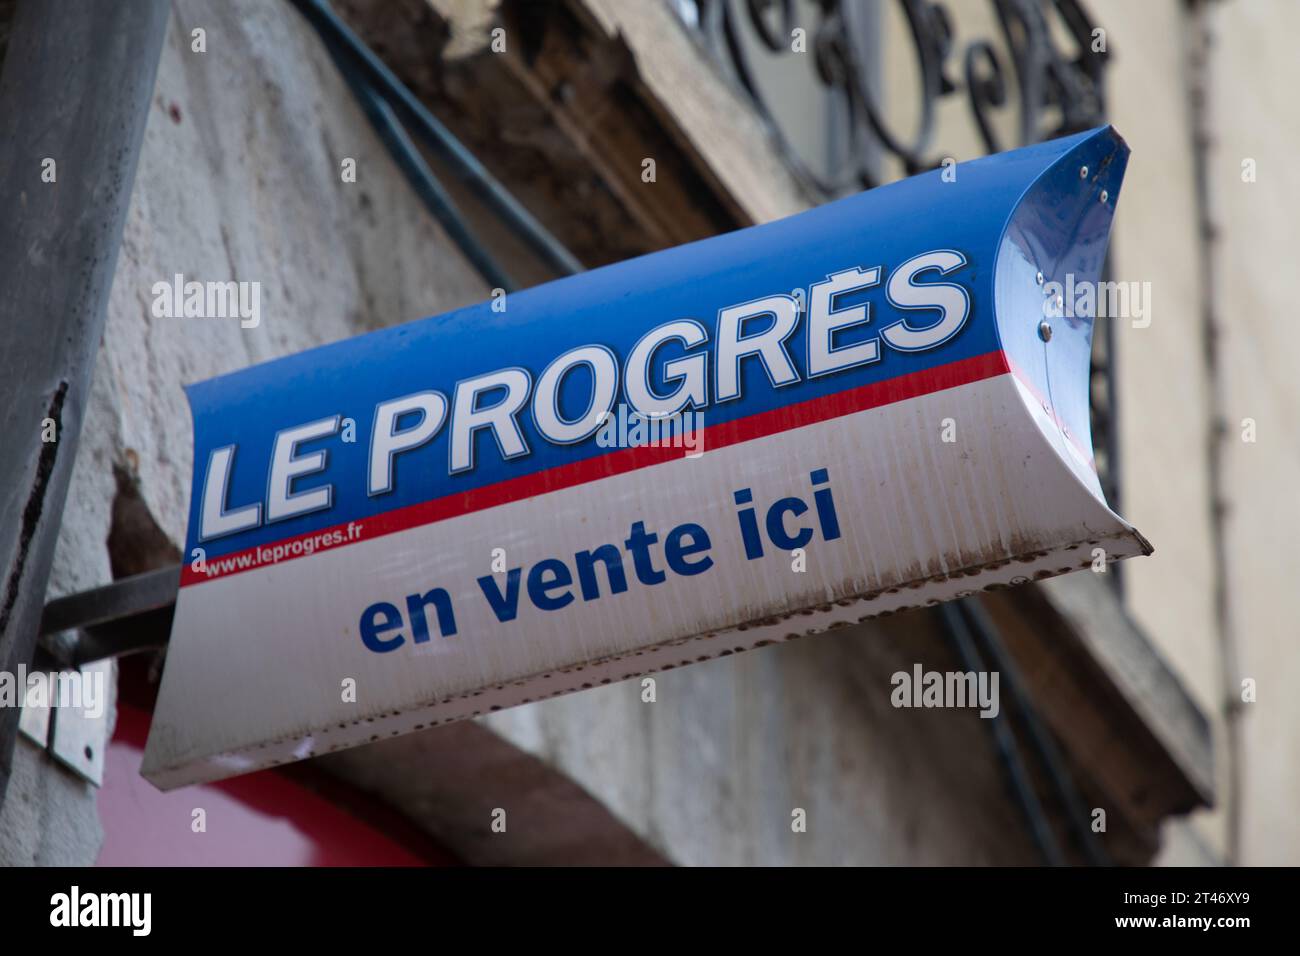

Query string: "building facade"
[[1, 0, 1295, 866]]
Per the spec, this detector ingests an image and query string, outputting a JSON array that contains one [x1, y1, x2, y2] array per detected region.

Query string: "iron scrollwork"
[[691, 0, 1110, 193]]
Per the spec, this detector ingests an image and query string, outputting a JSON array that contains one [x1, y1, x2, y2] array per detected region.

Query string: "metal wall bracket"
[[11, 565, 181, 788], [38, 566, 179, 669], [14, 660, 110, 787], [16, 688, 51, 748]]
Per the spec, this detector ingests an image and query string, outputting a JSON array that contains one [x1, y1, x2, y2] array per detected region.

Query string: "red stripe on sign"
[[183, 350, 1012, 587]]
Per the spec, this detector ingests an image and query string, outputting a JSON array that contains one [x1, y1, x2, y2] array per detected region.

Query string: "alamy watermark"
[[0, 664, 105, 719], [50, 886, 151, 936], [151, 272, 261, 328], [1042, 274, 1151, 329], [891, 663, 1000, 718], [594, 403, 704, 458]]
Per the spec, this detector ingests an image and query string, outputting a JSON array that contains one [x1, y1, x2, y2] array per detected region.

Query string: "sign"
[[142, 126, 1149, 789]]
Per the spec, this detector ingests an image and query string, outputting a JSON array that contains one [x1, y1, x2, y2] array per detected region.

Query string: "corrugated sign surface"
[[143, 126, 1149, 788]]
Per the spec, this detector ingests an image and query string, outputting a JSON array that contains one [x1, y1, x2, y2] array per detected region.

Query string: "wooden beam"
[[334, 0, 808, 272]]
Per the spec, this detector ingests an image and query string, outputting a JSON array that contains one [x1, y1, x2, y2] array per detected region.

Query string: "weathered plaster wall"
[[2, 0, 485, 864], [484, 613, 1038, 865], [1088, 0, 1300, 866], [1089, 0, 1226, 862], [11, 0, 1284, 868], [1206, 0, 1300, 865]]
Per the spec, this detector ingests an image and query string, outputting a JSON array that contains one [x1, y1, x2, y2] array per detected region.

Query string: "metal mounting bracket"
[[38, 566, 180, 670]]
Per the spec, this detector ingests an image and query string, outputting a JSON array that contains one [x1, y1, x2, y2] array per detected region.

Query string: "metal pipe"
[[939, 602, 1065, 866], [324, 37, 520, 293], [959, 598, 1111, 866], [287, 0, 584, 278]]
